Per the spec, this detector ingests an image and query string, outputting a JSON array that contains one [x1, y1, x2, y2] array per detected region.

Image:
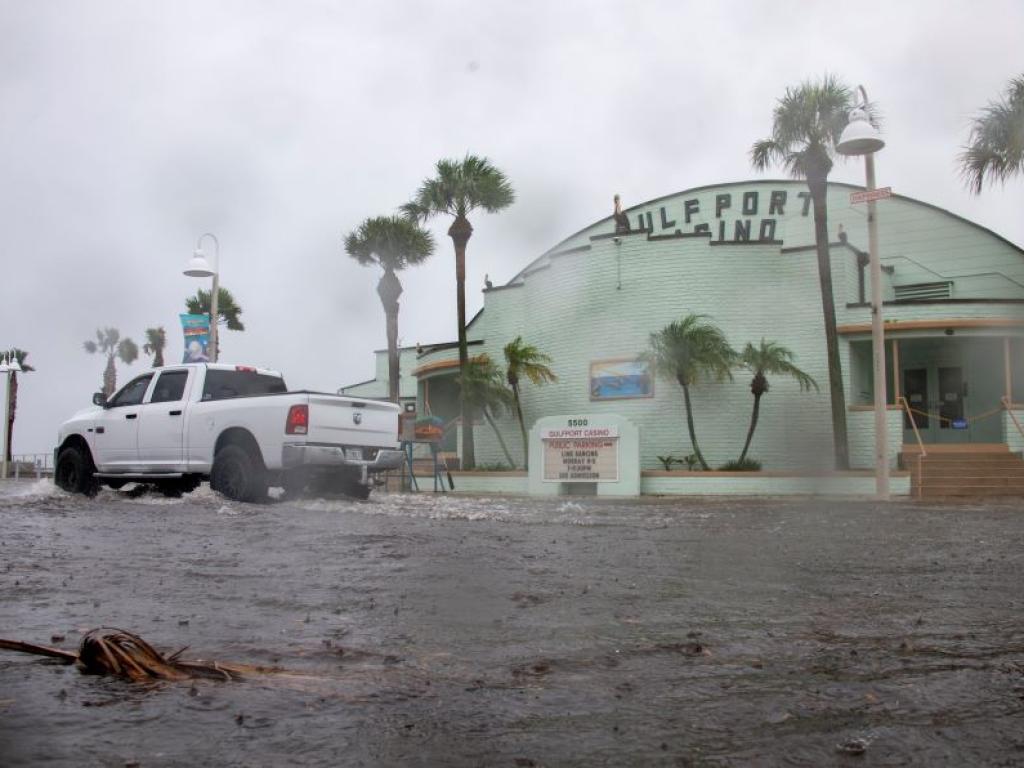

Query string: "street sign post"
[[850, 186, 892, 204]]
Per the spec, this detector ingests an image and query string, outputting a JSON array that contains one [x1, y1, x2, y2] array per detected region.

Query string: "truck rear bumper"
[[281, 444, 405, 472]]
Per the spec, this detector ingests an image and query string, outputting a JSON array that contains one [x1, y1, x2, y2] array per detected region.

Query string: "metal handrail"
[[897, 396, 926, 499], [1002, 396, 1024, 442]]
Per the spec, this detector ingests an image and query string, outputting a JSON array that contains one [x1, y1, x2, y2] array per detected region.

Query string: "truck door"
[[137, 369, 192, 469], [91, 374, 153, 470]]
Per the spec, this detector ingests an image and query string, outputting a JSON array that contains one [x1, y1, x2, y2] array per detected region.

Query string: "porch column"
[[892, 339, 901, 401], [1005, 337, 1013, 404]]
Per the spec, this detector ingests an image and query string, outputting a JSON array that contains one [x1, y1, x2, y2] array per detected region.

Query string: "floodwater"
[[1, 481, 1023, 767]]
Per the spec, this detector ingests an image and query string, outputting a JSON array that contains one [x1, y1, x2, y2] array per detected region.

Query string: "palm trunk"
[[5, 372, 16, 463], [679, 378, 709, 471], [449, 215, 475, 469], [103, 354, 117, 397], [738, 392, 763, 464], [482, 408, 516, 469], [808, 172, 850, 470], [155, 347, 164, 368], [377, 268, 403, 403], [385, 308, 400, 403], [511, 381, 528, 467]]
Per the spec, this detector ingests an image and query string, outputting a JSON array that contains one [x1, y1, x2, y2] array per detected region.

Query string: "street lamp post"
[[837, 85, 889, 500], [1, 351, 23, 480], [184, 233, 220, 363]]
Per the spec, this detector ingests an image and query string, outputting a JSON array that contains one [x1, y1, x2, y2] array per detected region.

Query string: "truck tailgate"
[[305, 394, 398, 447]]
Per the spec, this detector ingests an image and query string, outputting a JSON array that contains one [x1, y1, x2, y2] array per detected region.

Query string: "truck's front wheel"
[[55, 445, 99, 497], [211, 445, 267, 503]]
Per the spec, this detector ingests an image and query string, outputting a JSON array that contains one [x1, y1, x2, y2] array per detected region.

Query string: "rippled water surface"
[[2, 481, 1023, 766]]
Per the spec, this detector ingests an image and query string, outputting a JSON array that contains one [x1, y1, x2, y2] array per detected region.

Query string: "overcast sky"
[[2, 0, 1022, 455]]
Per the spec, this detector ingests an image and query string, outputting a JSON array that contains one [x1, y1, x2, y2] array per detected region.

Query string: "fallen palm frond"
[[0, 627, 272, 682]]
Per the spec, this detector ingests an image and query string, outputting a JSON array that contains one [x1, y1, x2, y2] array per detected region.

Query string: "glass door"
[[936, 366, 968, 444]]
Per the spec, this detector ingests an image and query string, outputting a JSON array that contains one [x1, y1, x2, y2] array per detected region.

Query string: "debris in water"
[[838, 738, 868, 756], [0, 628, 275, 682]]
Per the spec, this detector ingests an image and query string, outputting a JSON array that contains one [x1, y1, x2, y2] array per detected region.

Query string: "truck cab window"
[[108, 375, 153, 407], [202, 369, 288, 401], [150, 370, 189, 403]]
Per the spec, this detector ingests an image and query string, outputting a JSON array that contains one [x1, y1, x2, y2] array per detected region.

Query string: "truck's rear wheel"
[[55, 445, 99, 497], [211, 445, 267, 503]]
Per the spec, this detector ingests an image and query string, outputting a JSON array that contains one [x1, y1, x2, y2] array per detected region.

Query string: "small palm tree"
[[751, 74, 874, 470], [185, 286, 244, 359], [1, 348, 34, 463], [143, 327, 166, 368], [456, 355, 518, 469], [503, 336, 557, 467], [646, 315, 735, 471], [403, 154, 515, 469], [344, 216, 435, 402], [959, 74, 1024, 193], [736, 339, 818, 464], [83, 328, 138, 396]]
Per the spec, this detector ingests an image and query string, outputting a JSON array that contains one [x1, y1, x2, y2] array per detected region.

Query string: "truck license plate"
[[344, 448, 363, 461]]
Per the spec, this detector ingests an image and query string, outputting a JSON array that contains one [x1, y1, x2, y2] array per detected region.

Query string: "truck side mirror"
[[92, 392, 108, 407]]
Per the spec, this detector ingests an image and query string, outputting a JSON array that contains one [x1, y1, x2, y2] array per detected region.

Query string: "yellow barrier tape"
[[902, 404, 1005, 427]]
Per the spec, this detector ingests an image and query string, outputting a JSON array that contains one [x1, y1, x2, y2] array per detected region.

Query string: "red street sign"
[[850, 186, 892, 204]]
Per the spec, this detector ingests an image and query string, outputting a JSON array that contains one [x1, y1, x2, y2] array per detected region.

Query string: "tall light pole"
[[1, 351, 22, 480], [837, 85, 889, 500], [184, 233, 220, 362]]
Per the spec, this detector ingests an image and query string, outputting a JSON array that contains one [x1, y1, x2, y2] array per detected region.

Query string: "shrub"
[[719, 458, 762, 472], [657, 454, 683, 471]]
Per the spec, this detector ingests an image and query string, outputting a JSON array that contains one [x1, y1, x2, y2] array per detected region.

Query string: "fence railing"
[[5, 453, 54, 479]]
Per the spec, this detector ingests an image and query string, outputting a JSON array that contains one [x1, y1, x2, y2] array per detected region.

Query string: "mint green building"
[[342, 180, 1024, 474]]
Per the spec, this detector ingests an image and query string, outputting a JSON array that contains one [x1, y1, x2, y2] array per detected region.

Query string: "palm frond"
[[959, 73, 1024, 194], [456, 354, 515, 415], [503, 336, 557, 386], [117, 338, 139, 365], [405, 154, 515, 222], [750, 74, 863, 182], [647, 314, 735, 386], [740, 339, 818, 392], [344, 215, 435, 271]]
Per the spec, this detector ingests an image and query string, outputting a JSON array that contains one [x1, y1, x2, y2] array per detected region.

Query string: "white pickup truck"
[[54, 363, 404, 501]]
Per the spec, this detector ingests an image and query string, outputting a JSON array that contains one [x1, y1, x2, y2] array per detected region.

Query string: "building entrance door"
[[902, 364, 969, 444]]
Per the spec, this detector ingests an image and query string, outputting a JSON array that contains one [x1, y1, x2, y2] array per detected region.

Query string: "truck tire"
[[55, 445, 99, 497], [211, 445, 267, 503]]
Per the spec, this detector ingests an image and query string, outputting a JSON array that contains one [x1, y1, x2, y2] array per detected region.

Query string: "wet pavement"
[[1, 479, 1023, 766]]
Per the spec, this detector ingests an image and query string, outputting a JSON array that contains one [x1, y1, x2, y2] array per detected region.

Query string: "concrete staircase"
[[900, 444, 1024, 499]]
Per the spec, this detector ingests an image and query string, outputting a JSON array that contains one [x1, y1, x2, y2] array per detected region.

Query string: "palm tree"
[[456, 355, 517, 469], [736, 339, 818, 464], [344, 215, 435, 402], [402, 154, 515, 469], [959, 74, 1024, 193], [646, 315, 735, 471], [185, 286, 245, 359], [503, 336, 557, 467], [751, 74, 873, 470], [83, 328, 138, 396], [143, 327, 166, 368], [1, 349, 34, 464]]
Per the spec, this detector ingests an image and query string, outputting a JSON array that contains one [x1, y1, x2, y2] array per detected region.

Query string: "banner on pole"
[[180, 314, 211, 363]]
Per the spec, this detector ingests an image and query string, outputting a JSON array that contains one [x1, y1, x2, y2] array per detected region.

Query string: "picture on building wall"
[[589, 358, 653, 400]]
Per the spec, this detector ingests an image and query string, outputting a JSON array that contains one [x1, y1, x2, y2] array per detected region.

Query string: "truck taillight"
[[286, 405, 309, 435]]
